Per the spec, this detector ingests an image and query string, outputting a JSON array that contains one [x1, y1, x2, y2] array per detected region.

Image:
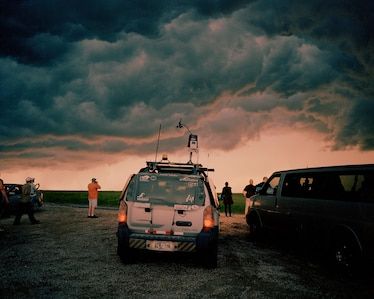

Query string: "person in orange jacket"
[[87, 178, 101, 218]]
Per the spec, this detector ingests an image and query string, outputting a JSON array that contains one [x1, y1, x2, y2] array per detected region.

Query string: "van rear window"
[[126, 173, 205, 206], [282, 171, 374, 202]]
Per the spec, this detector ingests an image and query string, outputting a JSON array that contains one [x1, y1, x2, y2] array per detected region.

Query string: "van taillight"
[[118, 200, 128, 224], [203, 206, 215, 231]]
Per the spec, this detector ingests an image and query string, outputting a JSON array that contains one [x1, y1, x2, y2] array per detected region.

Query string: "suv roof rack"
[[139, 161, 214, 176]]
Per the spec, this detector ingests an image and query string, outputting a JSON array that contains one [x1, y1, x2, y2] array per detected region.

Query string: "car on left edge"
[[4, 184, 44, 214]]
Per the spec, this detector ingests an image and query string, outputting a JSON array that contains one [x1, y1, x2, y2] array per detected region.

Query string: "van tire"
[[248, 214, 261, 241], [117, 242, 134, 264], [330, 234, 361, 271], [200, 243, 218, 269]]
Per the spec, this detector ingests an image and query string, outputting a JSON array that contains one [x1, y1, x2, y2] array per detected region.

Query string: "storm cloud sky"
[[1, 0, 373, 170]]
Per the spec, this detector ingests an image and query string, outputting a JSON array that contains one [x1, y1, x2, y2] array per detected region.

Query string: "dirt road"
[[0, 204, 373, 298]]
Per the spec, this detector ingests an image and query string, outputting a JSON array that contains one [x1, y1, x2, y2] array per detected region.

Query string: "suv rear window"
[[126, 173, 205, 206]]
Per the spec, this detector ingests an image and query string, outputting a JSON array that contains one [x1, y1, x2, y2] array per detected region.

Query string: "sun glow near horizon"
[[2, 130, 373, 193]]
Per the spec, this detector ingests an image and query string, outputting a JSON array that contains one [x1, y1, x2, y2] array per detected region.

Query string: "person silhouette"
[[221, 182, 233, 217]]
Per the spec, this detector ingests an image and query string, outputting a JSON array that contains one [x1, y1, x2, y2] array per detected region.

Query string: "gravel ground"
[[0, 204, 373, 299]]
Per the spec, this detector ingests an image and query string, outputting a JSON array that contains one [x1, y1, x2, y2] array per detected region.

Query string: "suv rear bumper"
[[117, 224, 218, 253]]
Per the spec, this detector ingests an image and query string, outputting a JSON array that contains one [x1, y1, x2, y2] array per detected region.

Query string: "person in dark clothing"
[[255, 177, 268, 191], [13, 177, 40, 225], [221, 182, 233, 217], [243, 179, 256, 199], [0, 178, 9, 233]]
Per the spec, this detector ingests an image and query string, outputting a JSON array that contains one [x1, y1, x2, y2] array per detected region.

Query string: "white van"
[[246, 164, 374, 270], [117, 160, 220, 268]]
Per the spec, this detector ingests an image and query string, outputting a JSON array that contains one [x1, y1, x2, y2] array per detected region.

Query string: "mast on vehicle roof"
[[154, 123, 162, 163], [176, 120, 198, 164]]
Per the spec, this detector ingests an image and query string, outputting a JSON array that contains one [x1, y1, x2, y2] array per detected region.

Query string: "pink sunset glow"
[[2, 130, 373, 192]]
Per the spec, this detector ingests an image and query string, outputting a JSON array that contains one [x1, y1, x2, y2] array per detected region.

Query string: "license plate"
[[146, 240, 177, 252]]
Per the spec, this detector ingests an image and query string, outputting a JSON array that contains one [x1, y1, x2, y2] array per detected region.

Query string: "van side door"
[[254, 173, 281, 230]]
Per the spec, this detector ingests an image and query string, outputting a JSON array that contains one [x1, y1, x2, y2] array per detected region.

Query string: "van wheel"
[[248, 215, 261, 241], [117, 242, 134, 264], [200, 243, 218, 269], [331, 235, 361, 271]]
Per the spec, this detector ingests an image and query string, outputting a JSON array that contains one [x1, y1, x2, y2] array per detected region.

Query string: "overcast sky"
[[1, 0, 373, 191]]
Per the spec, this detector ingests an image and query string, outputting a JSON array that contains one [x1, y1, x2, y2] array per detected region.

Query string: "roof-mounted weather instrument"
[[176, 120, 199, 164]]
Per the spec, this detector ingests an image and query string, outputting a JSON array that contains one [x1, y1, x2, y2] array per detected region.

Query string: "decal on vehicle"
[[174, 204, 200, 210], [185, 194, 194, 203], [180, 177, 198, 182], [137, 192, 149, 201], [140, 175, 151, 182], [134, 202, 151, 208]]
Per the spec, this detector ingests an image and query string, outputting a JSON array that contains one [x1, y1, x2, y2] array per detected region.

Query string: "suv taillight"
[[118, 200, 128, 224], [203, 205, 215, 231]]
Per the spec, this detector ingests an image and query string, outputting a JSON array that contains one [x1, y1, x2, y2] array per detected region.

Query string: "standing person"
[[0, 178, 9, 233], [256, 176, 268, 190], [243, 179, 256, 199], [221, 182, 233, 217], [13, 177, 40, 225], [255, 177, 268, 191], [87, 178, 101, 218], [30, 178, 40, 206], [0, 179, 9, 209]]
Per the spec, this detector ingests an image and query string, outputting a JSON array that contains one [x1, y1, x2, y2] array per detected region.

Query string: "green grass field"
[[43, 191, 246, 214], [43, 191, 121, 207], [223, 193, 245, 214]]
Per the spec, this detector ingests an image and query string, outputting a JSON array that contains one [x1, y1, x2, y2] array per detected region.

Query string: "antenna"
[[154, 123, 162, 163], [176, 119, 192, 134]]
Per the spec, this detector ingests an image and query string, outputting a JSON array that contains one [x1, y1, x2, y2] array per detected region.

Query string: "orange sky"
[[2, 130, 373, 193]]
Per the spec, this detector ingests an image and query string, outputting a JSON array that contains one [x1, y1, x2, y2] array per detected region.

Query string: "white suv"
[[117, 161, 220, 268]]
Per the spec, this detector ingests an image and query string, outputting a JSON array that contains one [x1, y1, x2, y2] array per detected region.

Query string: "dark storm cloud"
[[335, 98, 374, 150], [0, 0, 249, 65], [233, 0, 373, 150], [0, 0, 167, 64], [0, 0, 373, 168]]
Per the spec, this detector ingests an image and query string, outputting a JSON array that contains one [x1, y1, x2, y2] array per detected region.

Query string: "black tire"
[[199, 242, 218, 269], [248, 215, 261, 241], [330, 235, 361, 271], [117, 242, 134, 264]]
